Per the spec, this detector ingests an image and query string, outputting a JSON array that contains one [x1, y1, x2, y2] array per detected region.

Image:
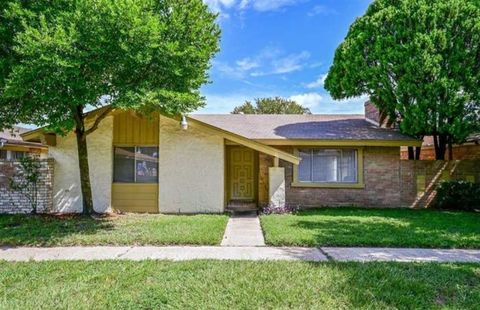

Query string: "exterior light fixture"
[[180, 115, 188, 130], [0, 138, 7, 148]]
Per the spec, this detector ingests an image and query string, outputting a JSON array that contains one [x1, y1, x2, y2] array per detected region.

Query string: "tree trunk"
[[448, 137, 453, 160], [415, 146, 422, 160], [74, 108, 94, 215], [433, 134, 447, 160], [407, 147, 415, 160]]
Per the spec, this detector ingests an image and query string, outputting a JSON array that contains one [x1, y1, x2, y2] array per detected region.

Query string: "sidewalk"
[[221, 212, 265, 247], [1, 246, 479, 263]]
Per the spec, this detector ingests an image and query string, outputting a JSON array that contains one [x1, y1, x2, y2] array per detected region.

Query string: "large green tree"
[[0, 0, 220, 214], [325, 0, 480, 159], [232, 97, 311, 114]]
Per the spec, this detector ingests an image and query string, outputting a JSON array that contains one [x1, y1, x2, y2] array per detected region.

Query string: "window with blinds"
[[298, 149, 357, 183]]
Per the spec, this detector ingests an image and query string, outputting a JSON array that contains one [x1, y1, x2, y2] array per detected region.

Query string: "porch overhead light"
[[0, 138, 7, 148], [180, 115, 188, 130]]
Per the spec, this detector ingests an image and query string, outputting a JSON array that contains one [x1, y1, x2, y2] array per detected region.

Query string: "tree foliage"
[[0, 0, 220, 213], [232, 97, 311, 114], [325, 0, 480, 159]]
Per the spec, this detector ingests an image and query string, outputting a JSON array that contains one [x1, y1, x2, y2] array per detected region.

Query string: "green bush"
[[434, 180, 480, 211]]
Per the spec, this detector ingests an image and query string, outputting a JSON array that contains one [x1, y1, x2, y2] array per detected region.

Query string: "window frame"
[[113, 145, 159, 184], [292, 147, 364, 189]]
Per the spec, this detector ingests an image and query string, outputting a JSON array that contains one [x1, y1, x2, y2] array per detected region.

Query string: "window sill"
[[290, 182, 365, 189]]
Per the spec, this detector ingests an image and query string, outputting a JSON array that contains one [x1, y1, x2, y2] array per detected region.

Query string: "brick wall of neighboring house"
[[0, 159, 54, 214], [399, 160, 480, 207], [401, 144, 480, 160], [258, 146, 480, 209], [364, 101, 381, 125]]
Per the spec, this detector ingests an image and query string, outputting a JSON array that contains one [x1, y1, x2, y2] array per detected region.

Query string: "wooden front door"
[[229, 147, 256, 201]]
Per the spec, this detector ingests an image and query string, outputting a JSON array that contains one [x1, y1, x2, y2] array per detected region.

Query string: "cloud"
[[240, 0, 303, 12], [215, 48, 310, 79], [203, 0, 236, 13], [251, 51, 310, 76], [308, 5, 337, 17], [306, 74, 328, 89], [289, 92, 323, 108], [204, 0, 303, 14], [215, 57, 261, 79]]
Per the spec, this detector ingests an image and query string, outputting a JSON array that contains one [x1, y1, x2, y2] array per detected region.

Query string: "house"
[[21, 104, 422, 214], [0, 126, 47, 160], [400, 134, 480, 160]]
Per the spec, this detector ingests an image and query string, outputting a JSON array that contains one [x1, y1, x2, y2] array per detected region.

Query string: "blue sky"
[[199, 0, 372, 114]]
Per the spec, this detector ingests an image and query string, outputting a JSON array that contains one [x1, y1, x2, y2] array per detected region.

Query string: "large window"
[[297, 149, 358, 183], [113, 146, 158, 183]]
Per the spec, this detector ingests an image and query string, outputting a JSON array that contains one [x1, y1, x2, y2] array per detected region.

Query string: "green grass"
[[0, 260, 479, 309], [261, 208, 480, 248], [0, 214, 229, 246]]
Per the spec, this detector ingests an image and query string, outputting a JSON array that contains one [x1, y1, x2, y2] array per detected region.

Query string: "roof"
[[1, 126, 45, 148], [190, 114, 419, 142]]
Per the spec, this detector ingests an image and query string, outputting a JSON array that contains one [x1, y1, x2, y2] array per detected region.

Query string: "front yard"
[[0, 214, 229, 246], [261, 208, 480, 248], [1, 260, 479, 309]]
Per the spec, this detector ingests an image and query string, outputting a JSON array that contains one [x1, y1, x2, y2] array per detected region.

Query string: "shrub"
[[434, 180, 480, 211]]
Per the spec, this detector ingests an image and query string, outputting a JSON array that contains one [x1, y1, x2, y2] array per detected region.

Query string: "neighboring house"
[[22, 104, 421, 214], [0, 126, 47, 160], [400, 134, 480, 160]]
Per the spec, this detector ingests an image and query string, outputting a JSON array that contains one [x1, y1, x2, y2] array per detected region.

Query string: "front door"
[[229, 147, 256, 201]]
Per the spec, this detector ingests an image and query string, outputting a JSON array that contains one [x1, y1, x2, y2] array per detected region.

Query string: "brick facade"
[[400, 144, 480, 160], [0, 159, 54, 214], [364, 101, 381, 125], [258, 146, 480, 208]]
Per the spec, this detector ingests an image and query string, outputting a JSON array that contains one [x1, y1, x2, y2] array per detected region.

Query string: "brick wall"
[[258, 146, 480, 208], [400, 144, 480, 160], [400, 160, 480, 208], [364, 101, 381, 125], [0, 159, 54, 214]]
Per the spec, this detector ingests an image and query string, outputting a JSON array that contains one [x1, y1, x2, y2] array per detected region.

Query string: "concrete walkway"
[[1, 246, 479, 263], [0, 246, 325, 262], [221, 212, 265, 247], [324, 247, 480, 263]]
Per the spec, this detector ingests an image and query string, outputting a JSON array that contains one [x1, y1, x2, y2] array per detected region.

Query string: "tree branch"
[[85, 106, 113, 136]]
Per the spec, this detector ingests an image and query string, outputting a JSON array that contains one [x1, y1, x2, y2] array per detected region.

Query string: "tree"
[[232, 97, 311, 114], [324, 0, 480, 160], [9, 156, 41, 214], [0, 0, 220, 214]]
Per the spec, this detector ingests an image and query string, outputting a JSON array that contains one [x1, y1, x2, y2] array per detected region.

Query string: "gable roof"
[[1, 126, 45, 148], [190, 114, 420, 145]]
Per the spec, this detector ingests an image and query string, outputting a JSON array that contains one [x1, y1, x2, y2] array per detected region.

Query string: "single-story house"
[[0, 126, 47, 160], [21, 102, 421, 214]]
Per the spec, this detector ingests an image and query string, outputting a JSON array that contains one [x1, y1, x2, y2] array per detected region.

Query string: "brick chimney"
[[364, 101, 381, 126]]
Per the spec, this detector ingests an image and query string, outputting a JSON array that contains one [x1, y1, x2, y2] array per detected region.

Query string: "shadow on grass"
[[274, 208, 480, 248], [0, 214, 114, 247]]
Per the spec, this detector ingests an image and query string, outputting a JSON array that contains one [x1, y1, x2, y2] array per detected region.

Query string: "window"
[[11, 151, 26, 160], [0, 150, 7, 160], [113, 146, 158, 183], [297, 149, 358, 183]]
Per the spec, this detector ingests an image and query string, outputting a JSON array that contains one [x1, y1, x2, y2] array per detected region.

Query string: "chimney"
[[364, 101, 381, 126]]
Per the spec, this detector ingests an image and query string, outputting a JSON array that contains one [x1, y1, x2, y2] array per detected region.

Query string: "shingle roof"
[[1, 126, 44, 147], [189, 114, 418, 142]]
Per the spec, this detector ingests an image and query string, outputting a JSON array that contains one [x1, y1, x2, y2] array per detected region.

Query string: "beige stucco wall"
[[158, 116, 225, 213], [49, 116, 113, 213]]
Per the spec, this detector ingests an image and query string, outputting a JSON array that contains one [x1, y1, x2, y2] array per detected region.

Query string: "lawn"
[[0, 260, 479, 309], [261, 208, 480, 248], [0, 213, 229, 246]]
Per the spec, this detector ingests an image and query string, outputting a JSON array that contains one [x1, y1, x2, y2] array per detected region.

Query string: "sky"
[[199, 0, 372, 114]]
